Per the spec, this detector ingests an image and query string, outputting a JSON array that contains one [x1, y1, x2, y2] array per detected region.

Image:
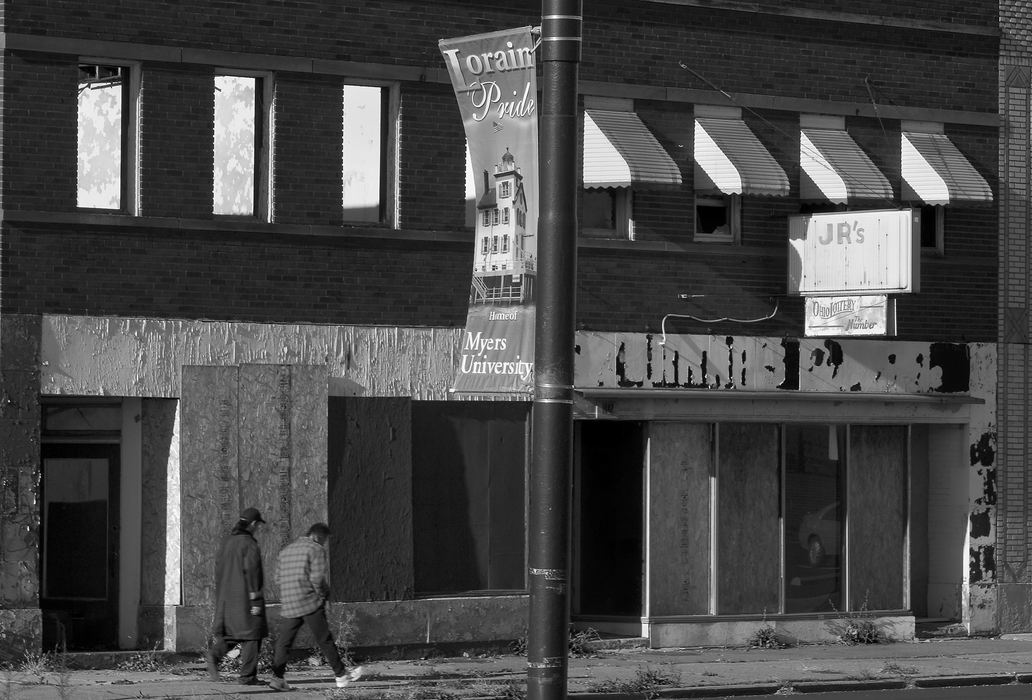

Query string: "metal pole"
[[528, 3, 580, 700]]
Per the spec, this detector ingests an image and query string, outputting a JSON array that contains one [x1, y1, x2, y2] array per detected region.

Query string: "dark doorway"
[[575, 421, 644, 617], [40, 444, 120, 651]]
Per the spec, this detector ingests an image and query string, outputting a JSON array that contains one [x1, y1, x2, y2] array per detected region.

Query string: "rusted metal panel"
[[180, 365, 240, 608], [647, 422, 711, 616]]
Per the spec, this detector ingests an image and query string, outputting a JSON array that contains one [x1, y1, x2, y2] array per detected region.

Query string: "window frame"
[[693, 193, 741, 243], [581, 187, 633, 239], [917, 204, 945, 255], [213, 70, 274, 221], [342, 82, 396, 226], [76, 59, 141, 214]]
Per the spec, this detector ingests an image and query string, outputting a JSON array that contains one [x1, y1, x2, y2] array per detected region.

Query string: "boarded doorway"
[[574, 421, 644, 620], [41, 444, 121, 651]]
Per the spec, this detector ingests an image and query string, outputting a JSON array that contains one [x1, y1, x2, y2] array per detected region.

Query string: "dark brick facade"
[[0, 0, 1000, 342]]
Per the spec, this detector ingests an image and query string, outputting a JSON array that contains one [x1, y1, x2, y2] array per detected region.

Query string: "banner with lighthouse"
[[440, 27, 538, 394]]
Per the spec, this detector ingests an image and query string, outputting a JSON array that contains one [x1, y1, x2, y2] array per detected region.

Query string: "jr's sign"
[[788, 209, 919, 295]]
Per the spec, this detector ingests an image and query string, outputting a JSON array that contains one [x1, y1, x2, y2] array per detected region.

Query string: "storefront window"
[[784, 424, 846, 613], [717, 423, 780, 614]]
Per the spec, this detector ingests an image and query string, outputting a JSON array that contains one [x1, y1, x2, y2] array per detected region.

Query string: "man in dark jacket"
[[206, 506, 268, 686]]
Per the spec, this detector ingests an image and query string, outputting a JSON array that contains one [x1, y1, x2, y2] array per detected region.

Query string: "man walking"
[[207, 506, 269, 686], [269, 522, 364, 692]]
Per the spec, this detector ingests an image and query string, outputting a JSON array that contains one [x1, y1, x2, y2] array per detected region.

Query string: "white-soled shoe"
[[335, 665, 365, 688], [268, 676, 291, 691]]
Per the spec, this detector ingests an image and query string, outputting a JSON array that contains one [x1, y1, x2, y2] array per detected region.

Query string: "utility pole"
[[527, 3, 581, 700]]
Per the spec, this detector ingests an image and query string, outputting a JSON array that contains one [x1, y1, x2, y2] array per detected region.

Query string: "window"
[[412, 402, 528, 594], [213, 73, 271, 218], [481, 237, 489, 254], [694, 194, 740, 242], [502, 235, 509, 253], [582, 188, 632, 238], [491, 235, 499, 253], [77, 62, 138, 211], [492, 209, 500, 225], [502, 207, 510, 224], [500, 181, 511, 199], [343, 85, 387, 223], [918, 204, 944, 253], [482, 210, 491, 227]]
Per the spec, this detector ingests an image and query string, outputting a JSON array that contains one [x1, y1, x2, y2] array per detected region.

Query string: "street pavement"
[[2, 635, 1032, 699]]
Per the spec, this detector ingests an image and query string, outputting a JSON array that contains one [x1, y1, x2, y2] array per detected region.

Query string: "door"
[[41, 444, 120, 651], [574, 421, 645, 618]]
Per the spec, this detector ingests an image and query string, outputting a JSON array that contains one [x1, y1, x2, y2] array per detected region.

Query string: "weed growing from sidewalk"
[[748, 610, 789, 649], [829, 594, 882, 645], [116, 642, 175, 672], [588, 665, 681, 699], [509, 626, 600, 658]]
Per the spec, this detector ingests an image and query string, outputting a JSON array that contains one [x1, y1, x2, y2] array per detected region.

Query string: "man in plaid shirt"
[[268, 523, 364, 692]]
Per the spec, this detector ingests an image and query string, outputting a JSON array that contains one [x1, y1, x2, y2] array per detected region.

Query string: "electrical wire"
[[659, 297, 780, 345], [679, 62, 899, 204]]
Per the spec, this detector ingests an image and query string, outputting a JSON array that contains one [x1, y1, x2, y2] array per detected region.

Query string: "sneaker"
[[335, 666, 365, 688], [268, 677, 292, 691]]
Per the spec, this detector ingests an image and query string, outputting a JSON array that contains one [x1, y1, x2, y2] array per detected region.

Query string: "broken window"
[[582, 187, 632, 238], [694, 194, 740, 243], [343, 85, 387, 223], [78, 63, 135, 210], [214, 73, 270, 217]]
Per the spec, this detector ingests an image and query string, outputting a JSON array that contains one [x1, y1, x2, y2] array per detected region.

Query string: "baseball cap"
[[239, 507, 265, 524]]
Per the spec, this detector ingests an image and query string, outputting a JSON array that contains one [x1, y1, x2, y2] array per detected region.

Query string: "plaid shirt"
[[276, 536, 329, 619]]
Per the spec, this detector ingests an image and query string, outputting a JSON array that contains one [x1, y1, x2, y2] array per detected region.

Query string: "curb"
[[571, 685, 784, 700], [791, 679, 908, 693], [912, 674, 1017, 688]]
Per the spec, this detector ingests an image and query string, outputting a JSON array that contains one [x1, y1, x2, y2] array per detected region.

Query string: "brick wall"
[[0, 0, 1001, 344]]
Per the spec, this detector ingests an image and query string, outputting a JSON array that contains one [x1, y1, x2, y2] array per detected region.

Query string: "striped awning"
[[583, 109, 682, 189], [902, 131, 993, 205], [800, 128, 893, 203], [693, 117, 789, 197]]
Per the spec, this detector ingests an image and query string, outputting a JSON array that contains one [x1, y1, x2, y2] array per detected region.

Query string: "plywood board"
[[849, 425, 906, 610], [289, 365, 329, 543], [140, 399, 178, 606], [328, 397, 414, 601], [648, 422, 711, 616], [238, 364, 291, 602], [181, 365, 239, 607], [717, 423, 780, 614]]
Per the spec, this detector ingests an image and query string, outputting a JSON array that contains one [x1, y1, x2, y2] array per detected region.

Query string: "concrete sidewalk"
[[3, 636, 1032, 699]]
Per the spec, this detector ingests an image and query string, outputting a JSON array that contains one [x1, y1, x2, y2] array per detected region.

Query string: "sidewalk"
[[3, 636, 1032, 699]]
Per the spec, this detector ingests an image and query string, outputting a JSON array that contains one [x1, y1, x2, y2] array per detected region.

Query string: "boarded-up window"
[[412, 401, 528, 594], [717, 423, 780, 614], [77, 64, 126, 209], [849, 425, 907, 610], [343, 85, 385, 222]]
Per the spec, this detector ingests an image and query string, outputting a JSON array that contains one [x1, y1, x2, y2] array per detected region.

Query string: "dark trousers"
[[272, 606, 345, 678], [210, 635, 261, 682]]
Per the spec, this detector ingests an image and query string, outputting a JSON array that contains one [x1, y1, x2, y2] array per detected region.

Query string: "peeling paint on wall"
[[970, 545, 996, 583]]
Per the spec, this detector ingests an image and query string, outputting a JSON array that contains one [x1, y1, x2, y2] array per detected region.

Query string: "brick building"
[[0, 0, 1021, 654]]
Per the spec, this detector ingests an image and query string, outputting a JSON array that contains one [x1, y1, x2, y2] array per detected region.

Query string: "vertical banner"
[[440, 27, 538, 394]]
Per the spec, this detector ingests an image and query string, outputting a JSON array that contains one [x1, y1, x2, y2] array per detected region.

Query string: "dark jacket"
[[213, 526, 268, 640]]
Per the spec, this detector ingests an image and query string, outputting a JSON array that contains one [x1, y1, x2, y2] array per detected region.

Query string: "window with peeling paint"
[[78, 64, 132, 210], [582, 188, 632, 238], [343, 85, 385, 223], [214, 74, 265, 216], [694, 194, 740, 243]]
